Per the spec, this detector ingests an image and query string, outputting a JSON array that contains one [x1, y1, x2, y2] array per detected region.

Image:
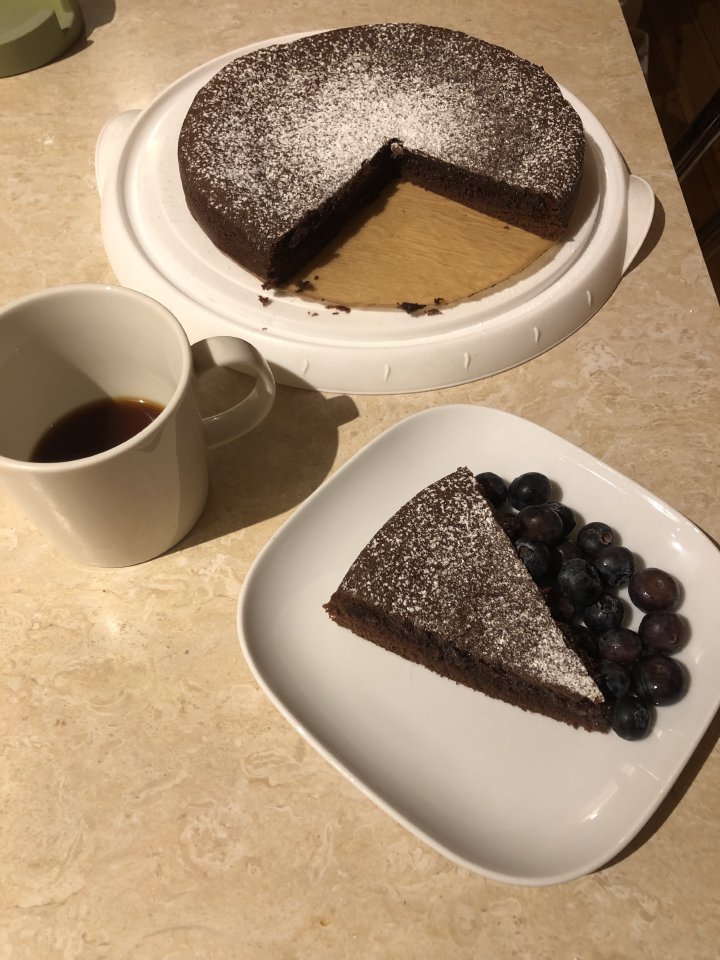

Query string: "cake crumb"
[[426, 307, 441, 316], [258, 295, 272, 307], [326, 303, 351, 313], [398, 301, 426, 314], [295, 279, 315, 292], [433, 297, 445, 305]]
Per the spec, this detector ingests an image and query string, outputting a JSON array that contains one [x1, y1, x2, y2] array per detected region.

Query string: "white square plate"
[[237, 405, 719, 885]]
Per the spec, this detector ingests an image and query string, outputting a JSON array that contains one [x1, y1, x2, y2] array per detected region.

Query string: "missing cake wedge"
[[324, 466, 610, 733]]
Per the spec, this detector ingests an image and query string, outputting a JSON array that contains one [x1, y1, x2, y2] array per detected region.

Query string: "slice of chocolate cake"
[[325, 467, 610, 733]]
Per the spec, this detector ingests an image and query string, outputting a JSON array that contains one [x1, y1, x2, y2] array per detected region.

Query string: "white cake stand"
[[95, 35, 655, 395]]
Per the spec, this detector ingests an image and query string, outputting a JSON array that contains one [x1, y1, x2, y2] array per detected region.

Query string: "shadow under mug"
[[0, 284, 276, 566]]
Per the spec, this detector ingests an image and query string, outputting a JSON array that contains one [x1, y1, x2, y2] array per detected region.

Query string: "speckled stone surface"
[[1, 1, 719, 958]]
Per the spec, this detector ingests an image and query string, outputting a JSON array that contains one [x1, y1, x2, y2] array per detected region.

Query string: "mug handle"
[[191, 337, 276, 449]]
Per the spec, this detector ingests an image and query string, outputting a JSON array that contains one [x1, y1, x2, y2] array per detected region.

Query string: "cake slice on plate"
[[325, 466, 610, 733]]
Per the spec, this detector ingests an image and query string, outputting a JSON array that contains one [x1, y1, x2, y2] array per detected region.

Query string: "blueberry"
[[582, 592, 625, 634], [560, 622, 599, 659], [628, 568, 680, 613], [544, 588, 575, 624], [599, 659, 632, 699], [507, 472, 551, 510], [545, 501, 576, 536], [633, 654, 686, 705], [475, 471, 507, 508], [594, 545, 635, 589], [638, 611, 687, 654], [573, 624, 599, 659], [597, 628, 643, 665], [577, 521, 614, 557], [495, 511, 522, 542], [517, 504, 564, 545], [515, 538, 551, 581], [553, 538, 582, 565], [556, 557, 603, 607], [611, 695, 653, 740]]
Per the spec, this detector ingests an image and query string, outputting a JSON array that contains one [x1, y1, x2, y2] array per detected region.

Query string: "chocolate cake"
[[178, 23, 585, 285], [325, 467, 610, 733]]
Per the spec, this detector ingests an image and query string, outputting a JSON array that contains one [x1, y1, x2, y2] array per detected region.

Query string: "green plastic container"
[[0, 0, 84, 77]]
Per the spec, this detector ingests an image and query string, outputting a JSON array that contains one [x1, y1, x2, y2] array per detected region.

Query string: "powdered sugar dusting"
[[178, 23, 584, 247], [337, 466, 603, 703]]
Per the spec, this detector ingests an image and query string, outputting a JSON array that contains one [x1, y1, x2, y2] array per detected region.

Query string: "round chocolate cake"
[[178, 23, 585, 286]]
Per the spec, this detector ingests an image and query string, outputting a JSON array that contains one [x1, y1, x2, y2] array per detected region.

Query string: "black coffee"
[[31, 397, 164, 463]]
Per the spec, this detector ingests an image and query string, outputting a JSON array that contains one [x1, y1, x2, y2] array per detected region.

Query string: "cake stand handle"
[[191, 336, 276, 450], [623, 175, 655, 274], [95, 110, 140, 196]]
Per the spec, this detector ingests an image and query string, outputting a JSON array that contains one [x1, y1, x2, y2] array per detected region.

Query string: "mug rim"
[[0, 283, 193, 473]]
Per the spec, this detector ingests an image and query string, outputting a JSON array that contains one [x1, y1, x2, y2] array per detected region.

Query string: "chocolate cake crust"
[[325, 467, 610, 733], [178, 23, 585, 285]]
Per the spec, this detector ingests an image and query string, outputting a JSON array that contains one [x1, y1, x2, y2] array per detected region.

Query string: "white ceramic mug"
[[0, 284, 276, 566]]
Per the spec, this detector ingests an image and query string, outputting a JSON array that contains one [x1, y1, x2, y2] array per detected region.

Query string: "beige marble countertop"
[[1, 0, 719, 957]]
